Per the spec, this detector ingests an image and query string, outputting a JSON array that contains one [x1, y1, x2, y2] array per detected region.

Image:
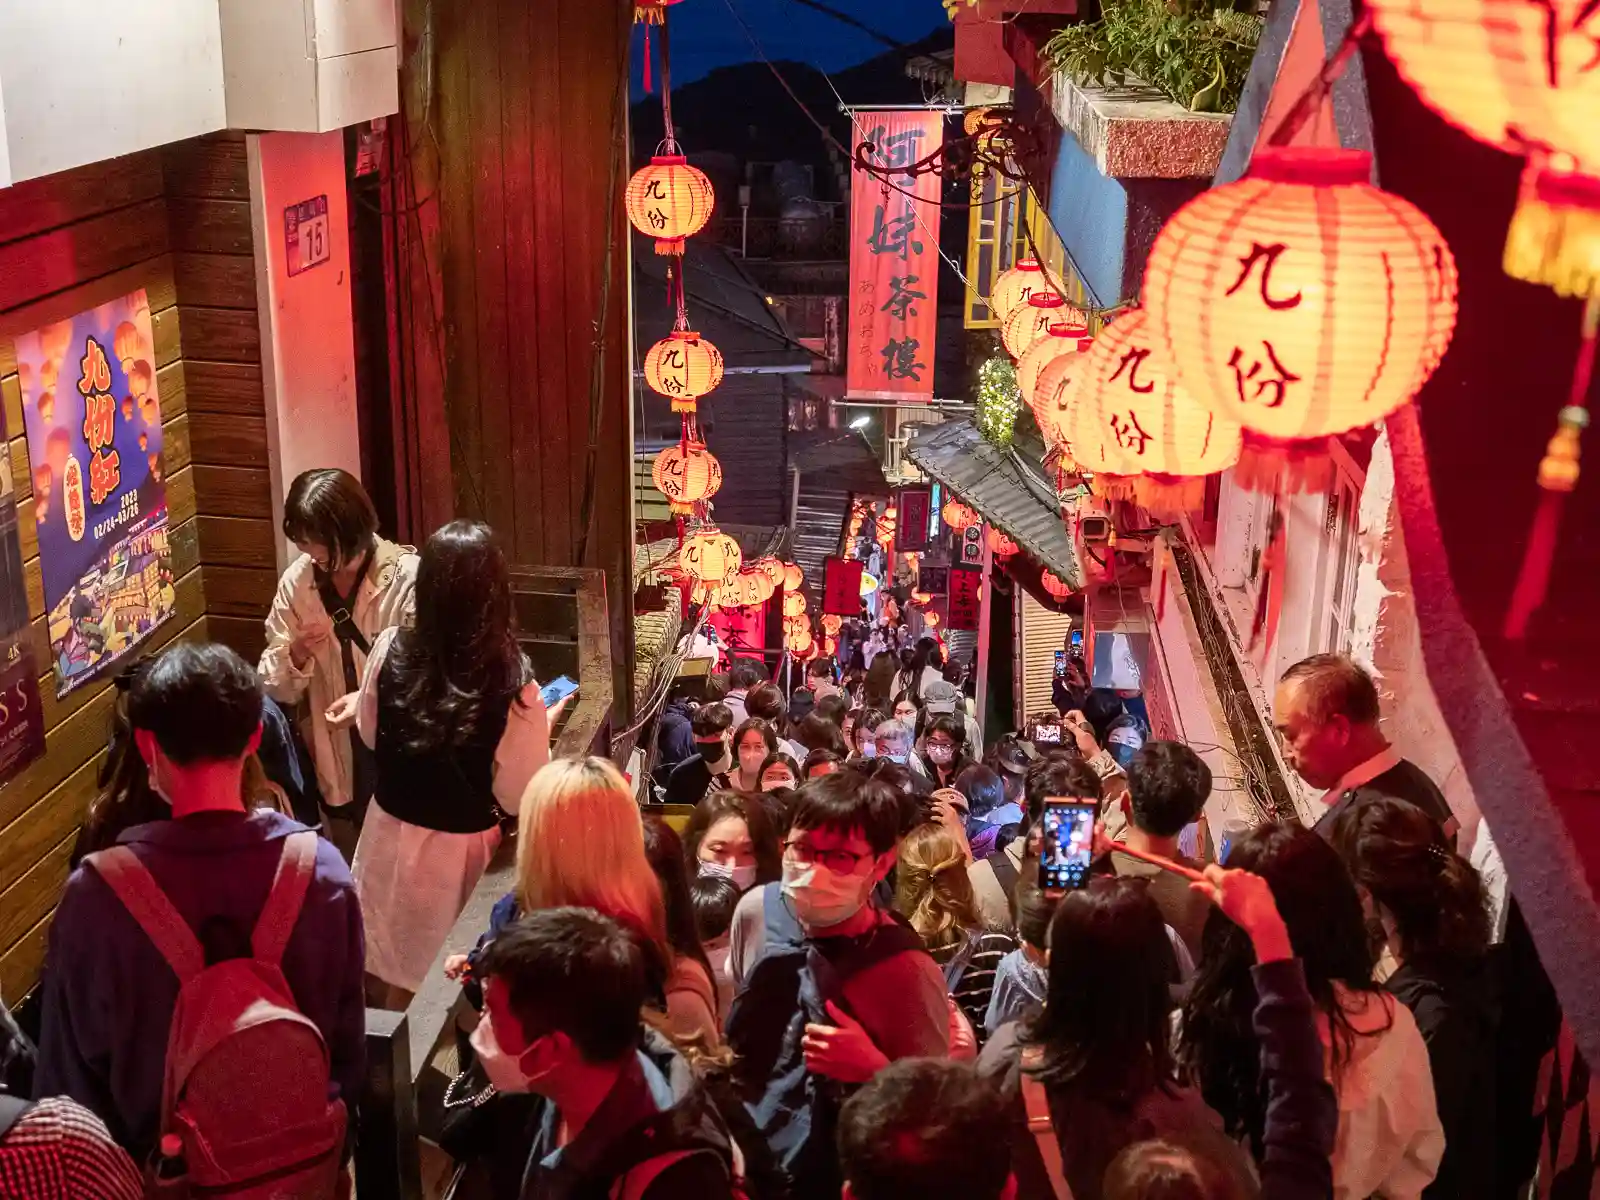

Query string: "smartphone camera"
[[1039, 799, 1097, 893], [1032, 722, 1063, 745]]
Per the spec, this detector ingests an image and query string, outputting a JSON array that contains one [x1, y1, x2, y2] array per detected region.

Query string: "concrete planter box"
[[1049, 70, 1232, 179]]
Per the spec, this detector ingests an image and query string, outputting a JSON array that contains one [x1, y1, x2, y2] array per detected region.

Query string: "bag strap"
[[87, 847, 205, 983], [1019, 1047, 1074, 1200], [0, 1094, 33, 1139], [314, 551, 374, 692], [989, 846, 1020, 909], [252, 831, 319, 966]]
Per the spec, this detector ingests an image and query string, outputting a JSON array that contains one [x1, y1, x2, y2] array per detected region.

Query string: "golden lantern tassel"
[[1504, 294, 1599, 641], [1231, 433, 1338, 495], [1504, 158, 1600, 300]]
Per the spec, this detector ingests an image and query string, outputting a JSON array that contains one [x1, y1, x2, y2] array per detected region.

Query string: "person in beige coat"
[[258, 468, 417, 860]]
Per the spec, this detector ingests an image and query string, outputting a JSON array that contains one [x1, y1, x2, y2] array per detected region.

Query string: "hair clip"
[[1425, 842, 1450, 866]]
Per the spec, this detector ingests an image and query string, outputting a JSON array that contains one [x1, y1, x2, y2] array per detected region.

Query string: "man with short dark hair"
[[724, 658, 766, 726], [727, 771, 949, 1198], [476, 908, 736, 1199], [838, 1058, 1016, 1200], [38, 643, 365, 1161], [968, 754, 1102, 928], [1112, 741, 1214, 961], [1275, 654, 1457, 842], [663, 701, 735, 806]]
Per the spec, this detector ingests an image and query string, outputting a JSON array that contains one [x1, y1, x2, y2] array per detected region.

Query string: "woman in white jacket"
[[258, 468, 417, 860]]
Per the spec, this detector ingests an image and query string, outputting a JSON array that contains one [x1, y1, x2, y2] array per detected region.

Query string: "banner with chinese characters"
[[822, 555, 865, 616], [0, 400, 44, 784], [847, 110, 943, 401], [16, 290, 177, 696], [895, 485, 932, 552], [949, 565, 982, 632]]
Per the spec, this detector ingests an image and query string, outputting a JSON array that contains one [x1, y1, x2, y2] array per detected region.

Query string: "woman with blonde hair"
[[894, 822, 1017, 1047], [450, 756, 719, 1043]]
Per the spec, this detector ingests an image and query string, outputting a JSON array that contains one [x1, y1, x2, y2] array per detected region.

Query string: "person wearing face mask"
[[474, 908, 739, 1200], [684, 791, 781, 893], [758, 753, 800, 793], [38, 643, 366, 1165], [726, 718, 779, 792], [919, 714, 973, 790], [874, 718, 935, 793], [663, 703, 736, 806], [847, 707, 887, 762], [726, 771, 950, 1199]]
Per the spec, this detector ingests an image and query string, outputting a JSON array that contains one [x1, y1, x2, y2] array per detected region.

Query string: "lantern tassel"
[[1503, 159, 1600, 300], [1231, 433, 1337, 495], [1131, 473, 1208, 517], [1503, 294, 1599, 640]]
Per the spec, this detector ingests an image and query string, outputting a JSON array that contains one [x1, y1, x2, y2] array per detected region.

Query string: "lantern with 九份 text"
[[651, 441, 722, 514], [822, 614, 843, 636], [1143, 147, 1457, 490], [1030, 336, 1097, 450], [1069, 307, 1243, 512], [785, 613, 811, 634], [987, 527, 1018, 558], [787, 627, 814, 656], [783, 563, 804, 591], [626, 151, 715, 255], [644, 330, 724, 413], [942, 500, 977, 530], [753, 556, 785, 591], [1042, 571, 1073, 601], [1003, 293, 1086, 361], [783, 592, 807, 618], [987, 259, 1054, 324], [724, 571, 767, 608], [1017, 321, 1092, 406], [680, 527, 741, 588]]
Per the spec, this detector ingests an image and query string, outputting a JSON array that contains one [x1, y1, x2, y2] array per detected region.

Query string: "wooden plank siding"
[[0, 132, 276, 998]]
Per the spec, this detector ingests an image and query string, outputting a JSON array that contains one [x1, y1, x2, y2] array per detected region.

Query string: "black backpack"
[[600, 1085, 745, 1200], [725, 886, 924, 1200]]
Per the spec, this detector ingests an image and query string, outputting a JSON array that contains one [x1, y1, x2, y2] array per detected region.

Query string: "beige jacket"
[[258, 539, 418, 808]]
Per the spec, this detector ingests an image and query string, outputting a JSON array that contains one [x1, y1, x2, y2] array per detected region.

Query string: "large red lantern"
[[644, 330, 724, 412], [680, 527, 741, 587], [1042, 571, 1073, 600], [724, 571, 767, 608], [824, 636, 838, 657], [626, 153, 715, 255], [1003, 293, 1086, 360], [942, 500, 977, 530], [1144, 147, 1457, 489], [987, 527, 1018, 558], [821, 614, 843, 636], [782, 592, 807, 618], [651, 441, 722, 514], [786, 627, 814, 656], [987, 259, 1054, 324], [1069, 308, 1242, 512], [1030, 335, 1097, 449]]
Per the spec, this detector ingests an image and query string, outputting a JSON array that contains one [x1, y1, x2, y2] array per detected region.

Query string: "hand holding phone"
[[1032, 722, 1063, 745], [539, 676, 579, 709], [1038, 798, 1098, 894]]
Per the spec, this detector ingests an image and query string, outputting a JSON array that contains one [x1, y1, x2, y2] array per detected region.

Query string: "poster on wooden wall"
[[15, 289, 176, 697], [0, 403, 44, 784]]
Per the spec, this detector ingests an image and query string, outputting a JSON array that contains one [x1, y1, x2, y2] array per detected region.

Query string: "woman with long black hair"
[[1178, 822, 1443, 1199], [339, 520, 549, 1007]]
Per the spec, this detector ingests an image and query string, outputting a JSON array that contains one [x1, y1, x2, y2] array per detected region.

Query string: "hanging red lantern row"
[[752, 556, 785, 593], [1017, 321, 1092, 405], [1143, 147, 1457, 491], [626, 151, 715, 256], [651, 441, 722, 514], [786, 627, 814, 656], [987, 259, 1053, 324], [987, 527, 1018, 558], [644, 330, 724, 413], [1003, 293, 1087, 360], [942, 500, 977, 530], [1030, 336, 1097, 450], [1042, 571, 1073, 601]]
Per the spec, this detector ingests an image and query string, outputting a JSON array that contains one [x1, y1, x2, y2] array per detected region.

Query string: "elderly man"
[[1274, 654, 1458, 843]]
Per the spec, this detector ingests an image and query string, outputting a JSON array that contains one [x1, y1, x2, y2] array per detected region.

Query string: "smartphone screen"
[[539, 676, 579, 708], [1054, 649, 1066, 677], [1033, 722, 1062, 744], [1070, 629, 1083, 649], [1039, 799, 1098, 893]]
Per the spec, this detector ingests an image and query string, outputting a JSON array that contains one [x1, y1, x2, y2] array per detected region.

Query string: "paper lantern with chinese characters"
[[1030, 335, 1097, 449], [987, 527, 1018, 558], [782, 592, 807, 618], [753, 556, 785, 592], [644, 330, 724, 412], [1042, 571, 1073, 601], [1069, 308, 1243, 512], [785, 612, 811, 634], [1017, 322, 1092, 406], [821, 614, 843, 636], [626, 155, 715, 255], [783, 563, 804, 591], [987, 259, 1054, 323], [1144, 147, 1457, 490], [824, 636, 838, 657], [651, 441, 722, 514], [787, 628, 814, 656], [942, 500, 977, 530], [1003, 293, 1086, 360], [723, 571, 768, 608], [680, 527, 741, 587]]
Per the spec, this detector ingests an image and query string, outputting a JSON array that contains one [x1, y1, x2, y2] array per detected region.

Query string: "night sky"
[[658, 0, 949, 84]]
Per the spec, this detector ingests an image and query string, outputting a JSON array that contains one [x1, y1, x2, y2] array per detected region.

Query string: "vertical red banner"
[[823, 556, 865, 616], [896, 486, 932, 552], [847, 110, 944, 401], [948, 565, 983, 632]]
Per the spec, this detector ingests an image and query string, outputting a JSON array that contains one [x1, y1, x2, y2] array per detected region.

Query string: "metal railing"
[[355, 565, 616, 1199]]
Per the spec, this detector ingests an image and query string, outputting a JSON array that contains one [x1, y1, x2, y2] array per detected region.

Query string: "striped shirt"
[[929, 929, 1019, 1048], [0, 1096, 143, 1199]]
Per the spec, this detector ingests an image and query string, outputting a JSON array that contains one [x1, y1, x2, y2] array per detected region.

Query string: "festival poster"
[[0, 402, 44, 784], [846, 109, 943, 402], [16, 290, 177, 697]]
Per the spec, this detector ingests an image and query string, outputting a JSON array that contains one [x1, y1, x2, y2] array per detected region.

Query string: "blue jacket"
[[37, 810, 366, 1160]]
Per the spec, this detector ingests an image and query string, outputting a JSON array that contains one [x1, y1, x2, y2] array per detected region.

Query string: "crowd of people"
[[0, 466, 1569, 1200]]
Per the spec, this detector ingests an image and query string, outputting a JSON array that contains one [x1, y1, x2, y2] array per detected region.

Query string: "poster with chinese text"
[[847, 110, 943, 401], [949, 565, 982, 632], [822, 556, 864, 616], [16, 290, 177, 697], [0, 401, 44, 784]]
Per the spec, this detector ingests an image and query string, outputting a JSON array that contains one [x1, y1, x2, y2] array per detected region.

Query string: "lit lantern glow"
[[782, 591, 807, 618], [942, 500, 978, 530], [626, 154, 715, 255], [787, 627, 814, 656], [724, 571, 767, 608], [923, 611, 940, 629], [1030, 335, 1097, 449], [1069, 307, 1242, 511], [1017, 322, 1092, 406], [680, 527, 741, 587], [987, 259, 1054, 324], [1003, 293, 1086, 360], [1503, 160, 1600, 299], [753, 557, 785, 592], [1042, 571, 1073, 600], [785, 614, 811, 636], [987, 527, 1018, 558], [824, 636, 838, 657], [859, 572, 879, 596], [782, 563, 804, 591], [651, 441, 722, 514], [1144, 147, 1457, 488], [821, 614, 843, 636], [644, 330, 724, 413], [633, 0, 684, 22]]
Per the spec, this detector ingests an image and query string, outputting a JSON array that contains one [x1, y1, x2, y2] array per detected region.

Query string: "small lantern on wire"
[[651, 441, 722, 514], [1030, 336, 1097, 450], [782, 592, 807, 618], [1003, 293, 1086, 360], [782, 563, 804, 591], [942, 500, 977, 530], [753, 556, 785, 593], [626, 148, 715, 255], [1143, 147, 1457, 491], [987, 527, 1018, 558], [644, 330, 724, 413], [1017, 321, 1093, 406], [1042, 571, 1074, 601], [821, 614, 843, 636]]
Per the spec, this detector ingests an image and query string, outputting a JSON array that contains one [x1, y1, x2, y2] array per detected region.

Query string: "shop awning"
[[903, 418, 1081, 589]]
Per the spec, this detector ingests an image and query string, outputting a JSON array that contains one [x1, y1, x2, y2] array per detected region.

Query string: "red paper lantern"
[[626, 154, 715, 255], [644, 330, 724, 412], [785, 613, 811, 635], [1144, 148, 1456, 487], [923, 611, 940, 629], [824, 636, 838, 657], [1003, 293, 1086, 360], [723, 571, 766, 608], [680, 527, 741, 587], [942, 500, 977, 530], [986, 527, 1018, 558], [987, 259, 1054, 323], [1025, 332, 1096, 447], [753, 556, 785, 591], [786, 628, 814, 656], [1042, 571, 1073, 600], [651, 441, 722, 514], [783, 563, 804, 591], [1017, 321, 1092, 403]]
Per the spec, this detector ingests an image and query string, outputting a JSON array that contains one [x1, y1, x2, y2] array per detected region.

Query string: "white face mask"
[[698, 858, 759, 892], [782, 858, 872, 930], [469, 1015, 549, 1095], [926, 744, 955, 765]]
